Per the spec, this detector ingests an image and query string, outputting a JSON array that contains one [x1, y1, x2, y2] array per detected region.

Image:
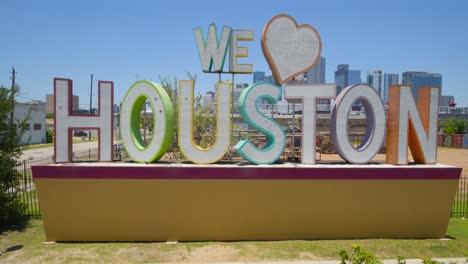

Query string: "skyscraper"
[[440, 95, 455, 107], [383, 73, 399, 104], [203, 91, 215, 108], [334, 64, 361, 95], [253, 71, 266, 83], [402, 71, 442, 98], [304, 57, 328, 107], [46, 94, 79, 114], [306, 57, 326, 84], [264, 75, 276, 84], [254, 73, 275, 104], [367, 70, 384, 99], [232, 83, 249, 113]]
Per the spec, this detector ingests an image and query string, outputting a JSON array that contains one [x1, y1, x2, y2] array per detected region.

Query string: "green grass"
[[447, 218, 468, 240], [1, 219, 467, 263], [452, 200, 467, 217], [17, 189, 41, 217], [20, 138, 98, 151], [20, 143, 54, 150]]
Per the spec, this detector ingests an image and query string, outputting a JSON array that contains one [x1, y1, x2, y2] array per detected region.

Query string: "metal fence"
[[14, 156, 54, 219], [14, 145, 128, 219], [438, 134, 468, 149], [13, 144, 468, 219], [222, 131, 369, 161], [73, 144, 128, 161], [452, 174, 468, 217]]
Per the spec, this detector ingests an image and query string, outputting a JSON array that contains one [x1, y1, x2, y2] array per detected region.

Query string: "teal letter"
[[234, 82, 285, 164]]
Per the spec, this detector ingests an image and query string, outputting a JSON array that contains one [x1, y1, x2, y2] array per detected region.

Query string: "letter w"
[[194, 24, 231, 72]]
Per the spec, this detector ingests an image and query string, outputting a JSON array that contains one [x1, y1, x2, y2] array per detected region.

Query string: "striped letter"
[[386, 85, 439, 164]]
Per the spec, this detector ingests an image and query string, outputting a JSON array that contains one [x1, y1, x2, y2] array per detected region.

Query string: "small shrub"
[[338, 245, 382, 264], [441, 118, 467, 135], [46, 129, 53, 143], [339, 249, 349, 264], [422, 258, 444, 264], [397, 256, 407, 264]]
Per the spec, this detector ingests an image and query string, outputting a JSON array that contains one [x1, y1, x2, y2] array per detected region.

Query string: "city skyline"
[[1, 0, 467, 107], [367, 70, 384, 100]]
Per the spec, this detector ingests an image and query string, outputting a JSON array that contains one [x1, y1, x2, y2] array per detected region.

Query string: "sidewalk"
[[158, 258, 467, 264]]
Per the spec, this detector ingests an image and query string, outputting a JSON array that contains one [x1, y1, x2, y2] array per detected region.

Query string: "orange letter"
[[386, 85, 439, 164]]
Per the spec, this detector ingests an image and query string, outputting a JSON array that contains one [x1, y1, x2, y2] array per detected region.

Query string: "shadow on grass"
[[0, 217, 28, 236], [445, 234, 456, 240], [0, 245, 23, 256]]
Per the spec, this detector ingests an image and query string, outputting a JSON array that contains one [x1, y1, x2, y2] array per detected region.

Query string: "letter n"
[[386, 85, 439, 164]]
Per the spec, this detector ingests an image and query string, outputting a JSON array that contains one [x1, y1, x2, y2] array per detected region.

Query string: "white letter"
[[229, 30, 254, 73], [54, 78, 113, 162], [178, 80, 231, 164], [194, 24, 231, 72], [330, 84, 386, 164], [284, 83, 336, 164]]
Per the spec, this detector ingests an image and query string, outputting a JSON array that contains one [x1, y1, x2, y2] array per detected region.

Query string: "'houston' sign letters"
[[54, 14, 439, 166]]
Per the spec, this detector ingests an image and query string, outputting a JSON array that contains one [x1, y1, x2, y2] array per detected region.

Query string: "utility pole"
[[10, 66, 16, 126], [89, 73, 93, 141]]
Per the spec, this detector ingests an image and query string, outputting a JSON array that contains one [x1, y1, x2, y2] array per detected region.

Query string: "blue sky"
[[1, 0, 468, 108]]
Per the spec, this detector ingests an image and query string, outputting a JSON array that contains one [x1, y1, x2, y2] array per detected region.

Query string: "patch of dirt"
[[186, 245, 240, 262], [16, 248, 99, 264], [298, 251, 321, 260], [320, 147, 468, 174], [111, 245, 188, 263], [436, 148, 468, 172]]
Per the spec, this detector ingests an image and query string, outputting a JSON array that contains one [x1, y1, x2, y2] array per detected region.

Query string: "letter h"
[[54, 78, 114, 163]]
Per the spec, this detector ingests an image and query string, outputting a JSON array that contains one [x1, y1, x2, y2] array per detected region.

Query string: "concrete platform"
[[32, 162, 462, 242]]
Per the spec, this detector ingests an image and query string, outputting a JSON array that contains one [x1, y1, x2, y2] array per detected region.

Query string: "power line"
[[89, 73, 94, 141], [14, 103, 47, 113], [17, 94, 44, 102], [10, 66, 16, 126]]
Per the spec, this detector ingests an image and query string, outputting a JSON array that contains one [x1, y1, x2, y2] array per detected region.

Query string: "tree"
[[0, 86, 27, 226], [193, 92, 215, 148], [46, 128, 54, 143], [158, 73, 216, 159], [441, 118, 468, 135], [140, 106, 153, 144], [159, 75, 182, 159]]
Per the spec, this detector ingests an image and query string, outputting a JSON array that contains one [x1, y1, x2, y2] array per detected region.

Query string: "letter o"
[[120, 81, 174, 163], [330, 84, 386, 164]]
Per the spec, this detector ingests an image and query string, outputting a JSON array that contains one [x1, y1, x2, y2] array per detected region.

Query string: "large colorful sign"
[[54, 14, 439, 166], [34, 14, 461, 242]]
